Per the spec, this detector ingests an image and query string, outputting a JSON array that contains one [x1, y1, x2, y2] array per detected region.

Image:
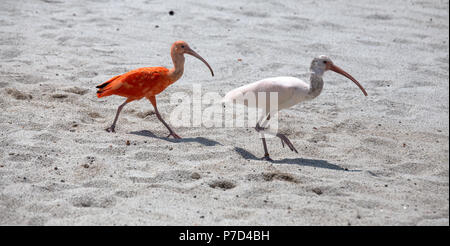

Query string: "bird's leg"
[[155, 109, 182, 139], [148, 96, 181, 139], [276, 132, 298, 153], [255, 114, 271, 132], [260, 135, 273, 161], [255, 114, 273, 161], [106, 99, 129, 133], [264, 113, 298, 153], [255, 113, 298, 154]]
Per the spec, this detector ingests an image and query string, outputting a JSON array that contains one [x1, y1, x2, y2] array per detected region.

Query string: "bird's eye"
[[323, 61, 327, 64], [181, 45, 185, 48]]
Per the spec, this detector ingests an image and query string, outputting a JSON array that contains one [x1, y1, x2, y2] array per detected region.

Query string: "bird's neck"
[[308, 73, 324, 98], [168, 53, 185, 83]]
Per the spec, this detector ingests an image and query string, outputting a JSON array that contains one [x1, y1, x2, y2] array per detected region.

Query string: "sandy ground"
[[0, 0, 448, 226]]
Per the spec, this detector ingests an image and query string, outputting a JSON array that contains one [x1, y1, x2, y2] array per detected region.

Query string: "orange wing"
[[96, 67, 171, 99]]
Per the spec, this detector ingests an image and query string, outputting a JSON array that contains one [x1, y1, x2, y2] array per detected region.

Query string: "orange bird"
[[96, 41, 214, 138]]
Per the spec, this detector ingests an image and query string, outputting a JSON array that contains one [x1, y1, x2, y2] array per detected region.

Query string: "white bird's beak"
[[329, 64, 368, 96]]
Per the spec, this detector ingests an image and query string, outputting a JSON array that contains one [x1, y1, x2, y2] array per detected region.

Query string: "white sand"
[[0, 0, 448, 225]]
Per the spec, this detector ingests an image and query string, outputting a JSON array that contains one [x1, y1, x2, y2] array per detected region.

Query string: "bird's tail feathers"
[[96, 75, 120, 98]]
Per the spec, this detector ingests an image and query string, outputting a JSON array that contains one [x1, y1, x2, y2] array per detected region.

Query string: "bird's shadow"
[[234, 147, 361, 172], [130, 130, 222, 146]]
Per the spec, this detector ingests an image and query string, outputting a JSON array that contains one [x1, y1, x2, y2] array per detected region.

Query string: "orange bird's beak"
[[329, 64, 368, 96], [185, 48, 214, 77]]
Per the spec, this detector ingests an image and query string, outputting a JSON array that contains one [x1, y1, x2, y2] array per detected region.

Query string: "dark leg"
[[154, 109, 182, 139], [148, 96, 181, 139], [260, 134, 273, 161], [106, 99, 129, 133], [256, 114, 273, 161], [256, 113, 298, 155], [276, 133, 298, 153]]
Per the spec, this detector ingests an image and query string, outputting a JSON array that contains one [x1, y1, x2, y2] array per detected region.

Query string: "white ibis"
[[223, 55, 368, 161]]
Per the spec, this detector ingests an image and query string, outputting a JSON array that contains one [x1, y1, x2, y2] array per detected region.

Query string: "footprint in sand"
[[130, 170, 202, 184], [71, 194, 116, 208], [64, 87, 89, 95], [114, 190, 138, 198], [209, 180, 236, 190], [5, 88, 32, 100], [247, 172, 301, 184]]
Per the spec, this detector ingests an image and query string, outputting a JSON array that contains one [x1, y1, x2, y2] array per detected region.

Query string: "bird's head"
[[172, 41, 214, 76], [310, 55, 333, 75], [310, 55, 368, 96]]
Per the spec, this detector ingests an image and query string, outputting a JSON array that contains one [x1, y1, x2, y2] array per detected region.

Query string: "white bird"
[[223, 55, 368, 161]]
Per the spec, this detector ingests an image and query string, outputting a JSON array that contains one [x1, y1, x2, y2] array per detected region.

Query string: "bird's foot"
[[260, 154, 273, 162], [277, 133, 298, 153], [105, 126, 116, 133], [167, 131, 182, 139]]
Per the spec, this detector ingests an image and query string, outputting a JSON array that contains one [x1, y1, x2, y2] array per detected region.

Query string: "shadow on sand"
[[234, 147, 361, 172], [130, 130, 222, 146]]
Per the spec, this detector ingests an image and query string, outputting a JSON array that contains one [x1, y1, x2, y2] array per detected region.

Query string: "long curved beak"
[[329, 64, 368, 96], [185, 49, 214, 77]]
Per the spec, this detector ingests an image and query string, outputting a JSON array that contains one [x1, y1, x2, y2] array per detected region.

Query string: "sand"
[[0, 0, 448, 226]]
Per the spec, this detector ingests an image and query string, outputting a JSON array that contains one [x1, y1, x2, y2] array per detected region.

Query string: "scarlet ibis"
[[96, 41, 214, 138]]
